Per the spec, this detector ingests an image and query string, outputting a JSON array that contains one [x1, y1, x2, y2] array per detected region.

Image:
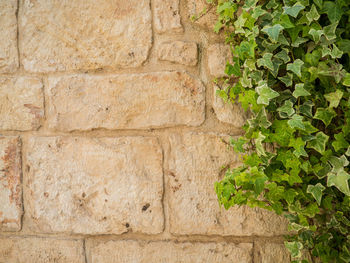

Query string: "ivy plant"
[[209, 0, 350, 262]]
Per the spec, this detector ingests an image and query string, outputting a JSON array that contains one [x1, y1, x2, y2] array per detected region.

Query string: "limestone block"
[[0, 237, 85, 263], [213, 86, 248, 127], [24, 136, 164, 235], [47, 72, 205, 131], [158, 41, 198, 66], [86, 240, 253, 263], [0, 77, 44, 131], [255, 243, 291, 263], [0, 136, 22, 231], [154, 0, 183, 33], [19, 0, 152, 72], [207, 44, 232, 77], [167, 132, 288, 236], [0, 0, 18, 73], [187, 0, 217, 29]]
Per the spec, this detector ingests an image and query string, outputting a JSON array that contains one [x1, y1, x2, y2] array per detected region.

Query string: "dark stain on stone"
[[142, 203, 150, 212]]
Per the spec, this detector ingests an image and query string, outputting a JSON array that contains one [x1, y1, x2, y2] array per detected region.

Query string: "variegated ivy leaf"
[[306, 4, 320, 22], [327, 170, 350, 196], [314, 107, 337, 126], [255, 82, 279, 105], [324, 90, 343, 108], [287, 59, 304, 77], [255, 131, 267, 156], [307, 183, 325, 205], [307, 132, 329, 154], [278, 73, 294, 87], [283, 2, 305, 18], [277, 100, 295, 118], [257, 53, 274, 71], [293, 83, 311, 98], [262, 24, 284, 42], [309, 28, 324, 42], [275, 49, 290, 63], [287, 114, 305, 130]]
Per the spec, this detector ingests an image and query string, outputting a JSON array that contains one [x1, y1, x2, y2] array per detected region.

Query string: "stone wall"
[[0, 0, 290, 262]]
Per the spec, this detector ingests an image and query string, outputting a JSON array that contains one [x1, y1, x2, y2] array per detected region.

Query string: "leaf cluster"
[[211, 0, 350, 262]]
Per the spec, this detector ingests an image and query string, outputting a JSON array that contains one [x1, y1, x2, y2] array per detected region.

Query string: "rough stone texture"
[[187, 0, 218, 29], [0, 137, 22, 231], [0, 237, 85, 263], [154, 0, 182, 33], [86, 240, 253, 263], [213, 86, 249, 127], [207, 44, 232, 77], [0, 77, 44, 131], [19, 0, 152, 72], [167, 132, 288, 236], [0, 0, 18, 73], [47, 72, 205, 131], [158, 41, 198, 66], [255, 243, 291, 263], [24, 136, 164, 234]]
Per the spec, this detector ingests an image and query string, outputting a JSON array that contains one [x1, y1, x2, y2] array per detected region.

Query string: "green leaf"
[[314, 107, 337, 126], [307, 132, 329, 154], [285, 241, 303, 258], [343, 73, 350, 87], [225, 59, 241, 77], [299, 100, 314, 118], [288, 114, 305, 130], [230, 137, 247, 152], [275, 49, 290, 63], [256, 82, 279, 105], [278, 73, 294, 87], [289, 137, 308, 157], [255, 131, 266, 156], [309, 28, 324, 42], [306, 4, 320, 22], [252, 6, 267, 19], [307, 183, 326, 205], [262, 24, 284, 42], [323, 1, 343, 23], [327, 170, 350, 196], [293, 83, 310, 98], [283, 3, 305, 18], [287, 59, 304, 77], [278, 100, 295, 118], [278, 14, 295, 29], [332, 133, 349, 152], [324, 90, 343, 108], [257, 53, 274, 71], [323, 23, 338, 41]]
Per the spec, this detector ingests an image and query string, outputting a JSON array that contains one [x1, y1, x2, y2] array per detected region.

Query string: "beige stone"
[[86, 240, 253, 263], [158, 41, 198, 66], [0, 137, 22, 231], [0, 77, 44, 131], [208, 44, 232, 77], [167, 132, 288, 236], [255, 243, 291, 263], [19, 0, 152, 72], [24, 136, 164, 234], [0, 237, 85, 263], [47, 72, 205, 131], [154, 0, 182, 33], [213, 86, 249, 127], [0, 0, 18, 73], [187, 0, 217, 29]]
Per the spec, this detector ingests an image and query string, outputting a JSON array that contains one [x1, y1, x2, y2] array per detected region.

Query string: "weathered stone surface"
[[0, 136, 22, 231], [154, 0, 182, 33], [167, 132, 288, 236], [24, 136, 164, 234], [0, 237, 85, 263], [187, 0, 217, 29], [255, 243, 291, 263], [47, 72, 205, 131], [86, 240, 253, 263], [158, 41, 198, 66], [0, 77, 44, 131], [213, 86, 249, 127], [19, 0, 152, 72], [0, 0, 18, 73], [207, 44, 232, 77]]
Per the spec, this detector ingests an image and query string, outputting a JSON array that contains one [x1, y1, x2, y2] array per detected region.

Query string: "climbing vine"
[[210, 0, 350, 262]]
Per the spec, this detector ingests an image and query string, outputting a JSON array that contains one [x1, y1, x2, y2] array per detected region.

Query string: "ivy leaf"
[[278, 73, 294, 87], [327, 170, 350, 196], [307, 183, 326, 205], [287, 59, 304, 77], [307, 132, 329, 154], [285, 241, 303, 258], [324, 90, 343, 108], [309, 28, 324, 42], [343, 73, 350, 87], [242, 0, 258, 10], [278, 14, 295, 29], [257, 53, 274, 70], [255, 131, 266, 156], [323, 23, 338, 41], [256, 82, 279, 105], [283, 3, 305, 18], [225, 59, 241, 77], [306, 4, 320, 22], [289, 137, 308, 157], [252, 6, 267, 19], [314, 107, 337, 126], [291, 37, 308, 48], [288, 114, 305, 130], [278, 100, 295, 118], [293, 83, 310, 98], [323, 1, 343, 24], [230, 137, 247, 152], [275, 49, 290, 63], [299, 100, 314, 118], [262, 24, 284, 42]]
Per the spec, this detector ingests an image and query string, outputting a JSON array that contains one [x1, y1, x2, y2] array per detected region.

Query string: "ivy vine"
[[210, 0, 350, 262]]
